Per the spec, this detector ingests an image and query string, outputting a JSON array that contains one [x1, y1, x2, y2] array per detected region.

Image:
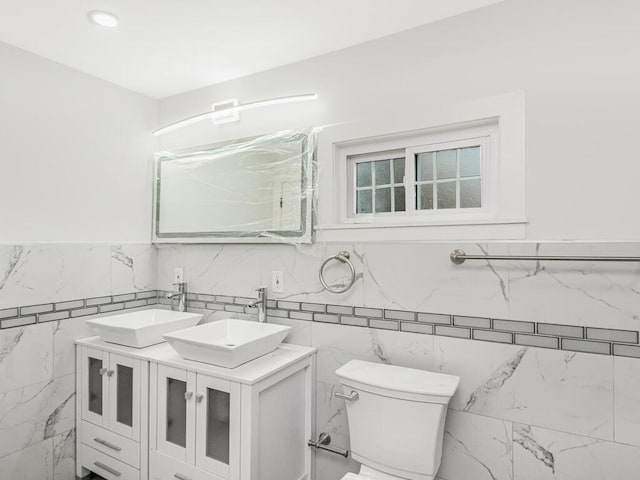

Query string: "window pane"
[[437, 181, 456, 209], [375, 160, 391, 185], [375, 187, 391, 212], [393, 158, 405, 184], [416, 153, 433, 181], [166, 378, 187, 448], [460, 147, 481, 177], [206, 388, 230, 464], [416, 184, 433, 210], [394, 186, 406, 212], [116, 364, 133, 428], [436, 150, 457, 179], [356, 189, 372, 213], [460, 178, 482, 208], [356, 162, 372, 187]]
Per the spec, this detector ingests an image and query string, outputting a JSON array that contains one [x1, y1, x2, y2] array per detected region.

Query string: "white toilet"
[[335, 360, 460, 480]]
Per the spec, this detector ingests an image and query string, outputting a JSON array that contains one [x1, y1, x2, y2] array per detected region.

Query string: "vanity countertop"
[[76, 336, 316, 385]]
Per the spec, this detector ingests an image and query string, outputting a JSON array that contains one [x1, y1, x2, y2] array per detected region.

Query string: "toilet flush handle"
[[335, 390, 359, 401]]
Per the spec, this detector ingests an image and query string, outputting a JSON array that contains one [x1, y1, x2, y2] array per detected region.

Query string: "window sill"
[[314, 218, 527, 242]]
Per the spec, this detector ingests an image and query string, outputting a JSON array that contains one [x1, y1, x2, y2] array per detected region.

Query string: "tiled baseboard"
[[158, 290, 640, 359]]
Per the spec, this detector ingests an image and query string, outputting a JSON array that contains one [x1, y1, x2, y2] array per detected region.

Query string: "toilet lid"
[[336, 359, 459, 399]]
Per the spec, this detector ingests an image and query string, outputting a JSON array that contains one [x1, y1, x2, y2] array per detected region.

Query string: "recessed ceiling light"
[[88, 10, 119, 28]]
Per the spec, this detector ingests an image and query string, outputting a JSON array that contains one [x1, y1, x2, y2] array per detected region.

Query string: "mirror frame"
[[152, 131, 314, 244]]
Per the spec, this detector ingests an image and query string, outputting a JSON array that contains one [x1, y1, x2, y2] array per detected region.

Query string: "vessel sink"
[[86, 309, 203, 348], [163, 319, 292, 368]]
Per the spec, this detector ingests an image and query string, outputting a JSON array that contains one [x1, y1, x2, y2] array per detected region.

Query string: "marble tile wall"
[[157, 242, 640, 330], [156, 241, 640, 480], [2, 240, 639, 480], [0, 243, 155, 480]]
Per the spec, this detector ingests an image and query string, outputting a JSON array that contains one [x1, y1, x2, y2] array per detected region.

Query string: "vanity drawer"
[[80, 443, 140, 480], [81, 420, 140, 468], [151, 451, 225, 480]]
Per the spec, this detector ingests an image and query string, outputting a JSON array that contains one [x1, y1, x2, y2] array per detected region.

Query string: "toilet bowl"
[[335, 360, 460, 480]]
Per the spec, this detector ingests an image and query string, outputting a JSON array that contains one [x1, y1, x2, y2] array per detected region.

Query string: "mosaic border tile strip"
[[2, 288, 639, 359], [159, 290, 640, 359], [0, 290, 158, 329]]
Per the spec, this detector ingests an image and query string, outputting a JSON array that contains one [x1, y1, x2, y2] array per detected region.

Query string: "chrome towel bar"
[[450, 249, 640, 264]]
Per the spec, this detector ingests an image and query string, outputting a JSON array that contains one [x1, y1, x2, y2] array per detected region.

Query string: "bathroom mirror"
[[153, 129, 315, 243]]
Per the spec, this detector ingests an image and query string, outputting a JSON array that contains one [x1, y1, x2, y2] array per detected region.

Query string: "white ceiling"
[[0, 0, 503, 99]]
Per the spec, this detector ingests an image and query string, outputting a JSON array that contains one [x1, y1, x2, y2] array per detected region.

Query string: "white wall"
[[158, 0, 640, 241], [0, 41, 157, 243], [0, 39, 159, 480]]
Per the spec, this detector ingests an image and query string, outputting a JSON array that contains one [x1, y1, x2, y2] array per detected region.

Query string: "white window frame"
[[317, 91, 526, 242], [340, 119, 499, 226]]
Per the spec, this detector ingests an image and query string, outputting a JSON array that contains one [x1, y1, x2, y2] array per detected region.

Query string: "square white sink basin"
[[86, 309, 203, 348], [163, 319, 292, 368]]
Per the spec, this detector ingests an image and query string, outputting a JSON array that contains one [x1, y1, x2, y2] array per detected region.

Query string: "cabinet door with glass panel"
[[79, 346, 143, 441], [156, 365, 197, 463], [195, 374, 240, 478], [154, 364, 240, 479]]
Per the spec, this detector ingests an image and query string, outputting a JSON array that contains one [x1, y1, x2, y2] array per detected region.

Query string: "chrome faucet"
[[167, 282, 187, 312], [248, 286, 267, 322]]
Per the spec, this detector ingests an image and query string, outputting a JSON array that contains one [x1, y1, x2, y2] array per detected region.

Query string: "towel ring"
[[319, 251, 356, 294]]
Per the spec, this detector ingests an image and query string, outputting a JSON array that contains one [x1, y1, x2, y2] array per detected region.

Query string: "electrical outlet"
[[272, 271, 284, 293], [174, 267, 184, 284]]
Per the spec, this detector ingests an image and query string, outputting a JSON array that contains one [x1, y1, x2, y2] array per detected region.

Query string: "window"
[[322, 93, 526, 242], [346, 134, 489, 221]]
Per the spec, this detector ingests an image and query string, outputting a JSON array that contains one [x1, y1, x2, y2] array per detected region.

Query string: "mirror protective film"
[[153, 128, 318, 244]]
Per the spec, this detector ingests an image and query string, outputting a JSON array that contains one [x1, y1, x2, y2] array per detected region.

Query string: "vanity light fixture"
[[211, 98, 240, 125], [152, 93, 318, 136], [88, 10, 119, 28]]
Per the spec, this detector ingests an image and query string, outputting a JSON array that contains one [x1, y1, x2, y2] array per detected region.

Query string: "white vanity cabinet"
[[76, 336, 316, 480], [76, 339, 150, 480], [147, 343, 316, 480]]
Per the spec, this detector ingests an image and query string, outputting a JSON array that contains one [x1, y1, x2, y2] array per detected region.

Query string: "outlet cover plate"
[[174, 267, 184, 284], [272, 271, 284, 293]]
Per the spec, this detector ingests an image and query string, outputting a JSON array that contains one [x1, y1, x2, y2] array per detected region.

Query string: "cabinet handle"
[[99, 368, 108, 376], [107, 369, 115, 377], [93, 437, 122, 452], [195, 394, 204, 403], [174, 474, 192, 480], [184, 391, 193, 400], [93, 461, 121, 477]]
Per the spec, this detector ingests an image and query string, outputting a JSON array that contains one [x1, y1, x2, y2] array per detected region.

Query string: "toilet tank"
[[336, 360, 460, 480]]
